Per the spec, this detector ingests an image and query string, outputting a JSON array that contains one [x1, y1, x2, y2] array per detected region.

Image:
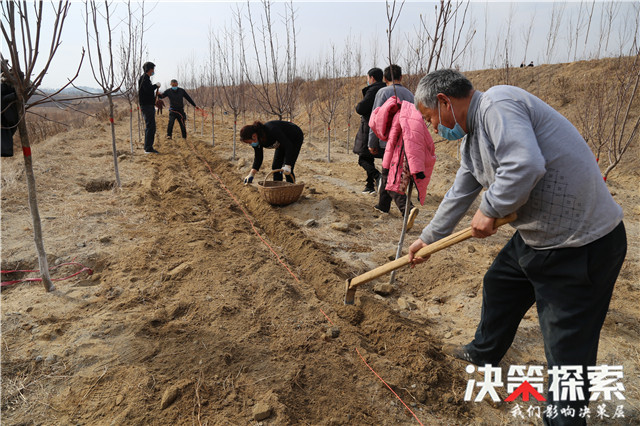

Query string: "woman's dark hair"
[[239, 121, 267, 142], [367, 67, 383, 82], [143, 61, 155, 72]]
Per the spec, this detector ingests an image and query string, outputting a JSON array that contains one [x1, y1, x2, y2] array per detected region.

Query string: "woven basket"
[[257, 170, 305, 206]]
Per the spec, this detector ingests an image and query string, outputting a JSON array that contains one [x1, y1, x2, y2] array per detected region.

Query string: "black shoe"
[[374, 204, 389, 214], [144, 148, 160, 154], [442, 344, 484, 366], [362, 186, 375, 194]]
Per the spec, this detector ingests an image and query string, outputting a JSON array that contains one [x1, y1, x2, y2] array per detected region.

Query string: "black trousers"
[[167, 109, 187, 138], [271, 138, 303, 184], [466, 222, 626, 426], [376, 168, 413, 214], [140, 104, 156, 151], [358, 151, 380, 187], [1, 127, 16, 157]]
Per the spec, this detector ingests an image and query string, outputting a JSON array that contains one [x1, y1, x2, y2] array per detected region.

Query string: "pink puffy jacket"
[[369, 96, 436, 205]]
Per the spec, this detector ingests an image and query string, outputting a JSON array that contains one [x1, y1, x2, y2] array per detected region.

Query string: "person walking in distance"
[[138, 61, 161, 154], [158, 79, 198, 140], [353, 67, 385, 194]]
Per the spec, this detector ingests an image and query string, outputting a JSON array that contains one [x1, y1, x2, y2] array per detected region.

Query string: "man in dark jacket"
[[353, 67, 385, 194], [1, 72, 19, 157], [158, 79, 198, 140], [138, 61, 161, 153]]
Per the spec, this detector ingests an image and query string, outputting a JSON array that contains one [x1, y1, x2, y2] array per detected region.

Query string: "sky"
[[2, 1, 639, 90]]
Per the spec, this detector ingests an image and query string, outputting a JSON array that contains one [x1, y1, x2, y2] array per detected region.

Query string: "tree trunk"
[[327, 124, 331, 163], [192, 107, 196, 133], [15, 97, 55, 292], [211, 105, 215, 147], [137, 106, 142, 143], [108, 94, 122, 188], [129, 103, 134, 154], [233, 116, 238, 160]]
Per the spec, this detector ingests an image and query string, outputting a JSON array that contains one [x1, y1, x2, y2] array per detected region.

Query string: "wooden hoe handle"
[[345, 213, 517, 298]]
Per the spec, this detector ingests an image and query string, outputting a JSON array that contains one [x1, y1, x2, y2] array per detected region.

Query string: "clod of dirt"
[[326, 327, 340, 338], [373, 283, 394, 296], [397, 297, 417, 311], [252, 402, 272, 421], [330, 222, 350, 232], [160, 379, 191, 410], [337, 305, 364, 325], [84, 179, 114, 193], [167, 262, 192, 279]]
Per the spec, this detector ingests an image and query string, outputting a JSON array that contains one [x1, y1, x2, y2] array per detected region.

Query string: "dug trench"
[[2, 134, 489, 425]]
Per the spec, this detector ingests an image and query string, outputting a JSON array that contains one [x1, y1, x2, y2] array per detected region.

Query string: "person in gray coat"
[[409, 69, 626, 426]]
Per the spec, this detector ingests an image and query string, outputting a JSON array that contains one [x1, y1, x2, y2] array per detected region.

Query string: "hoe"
[[344, 213, 517, 305]]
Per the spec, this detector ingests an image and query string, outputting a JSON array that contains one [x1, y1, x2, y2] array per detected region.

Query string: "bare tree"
[[206, 23, 218, 147], [342, 35, 357, 151], [520, 8, 535, 65], [544, 2, 565, 64], [578, 53, 640, 181], [118, 1, 147, 153], [85, 0, 131, 188], [1, 0, 81, 292], [216, 15, 246, 160], [239, 0, 298, 120], [417, 0, 472, 74], [316, 46, 343, 163], [299, 62, 317, 138]]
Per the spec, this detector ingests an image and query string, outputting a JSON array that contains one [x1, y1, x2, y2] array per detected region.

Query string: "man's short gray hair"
[[414, 69, 474, 109]]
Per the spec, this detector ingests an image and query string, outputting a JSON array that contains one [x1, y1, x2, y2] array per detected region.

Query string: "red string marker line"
[[355, 347, 424, 426], [184, 138, 302, 286], [1, 261, 93, 287], [185, 138, 421, 423], [23, 146, 31, 157]]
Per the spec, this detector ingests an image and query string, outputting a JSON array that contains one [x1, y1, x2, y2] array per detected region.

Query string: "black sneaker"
[[362, 186, 375, 194], [442, 344, 484, 366], [374, 204, 389, 214], [144, 148, 160, 154]]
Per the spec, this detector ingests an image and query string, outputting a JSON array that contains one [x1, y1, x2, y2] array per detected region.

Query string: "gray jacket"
[[368, 84, 414, 150], [420, 86, 623, 249]]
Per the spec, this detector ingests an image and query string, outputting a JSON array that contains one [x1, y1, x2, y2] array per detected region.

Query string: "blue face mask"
[[151, 71, 155, 76], [438, 99, 466, 140], [250, 142, 259, 148], [171, 86, 178, 91]]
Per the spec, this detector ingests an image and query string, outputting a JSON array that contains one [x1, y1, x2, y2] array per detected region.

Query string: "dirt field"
[[2, 60, 639, 425]]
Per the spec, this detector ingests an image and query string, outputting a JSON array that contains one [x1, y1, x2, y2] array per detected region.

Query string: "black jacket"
[[1, 82, 19, 129], [353, 81, 385, 156], [138, 73, 157, 106], [252, 121, 304, 171], [158, 87, 196, 111]]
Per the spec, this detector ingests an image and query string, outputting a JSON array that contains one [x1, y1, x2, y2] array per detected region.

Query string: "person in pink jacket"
[[369, 95, 436, 226]]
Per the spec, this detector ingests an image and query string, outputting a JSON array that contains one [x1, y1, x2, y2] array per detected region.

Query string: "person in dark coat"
[[157, 79, 198, 140], [138, 61, 161, 153], [240, 121, 304, 184], [1, 72, 19, 157], [353, 67, 386, 194]]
